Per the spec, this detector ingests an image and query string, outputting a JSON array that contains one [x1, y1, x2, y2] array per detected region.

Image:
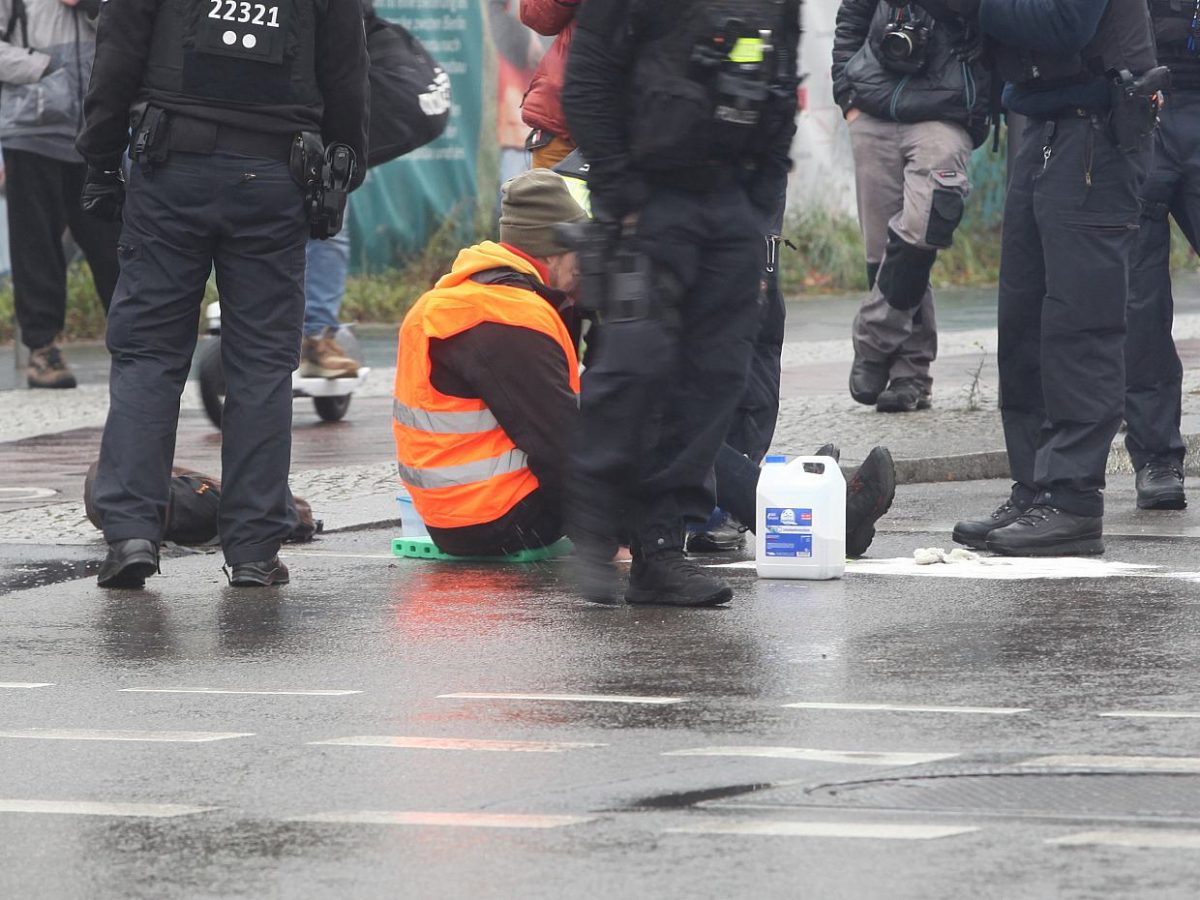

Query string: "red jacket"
[[519, 0, 582, 140]]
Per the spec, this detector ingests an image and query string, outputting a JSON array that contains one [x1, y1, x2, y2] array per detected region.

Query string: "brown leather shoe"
[[26, 344, 77, 389], [299, 328, 359, 378]]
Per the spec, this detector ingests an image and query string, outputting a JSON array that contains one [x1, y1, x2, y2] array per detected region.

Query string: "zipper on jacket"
[[961, 62, 976, 112], [888, 75, 911, 121]]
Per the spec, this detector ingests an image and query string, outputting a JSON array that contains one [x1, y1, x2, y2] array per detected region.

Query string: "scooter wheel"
[[197, 338, 225, 428], [313, 394, 351, 423]]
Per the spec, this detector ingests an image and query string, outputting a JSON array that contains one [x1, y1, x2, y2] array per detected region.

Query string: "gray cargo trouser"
[[848, 113, 974, 389]]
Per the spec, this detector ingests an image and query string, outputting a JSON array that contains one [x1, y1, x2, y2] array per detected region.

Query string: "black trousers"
[[999, 116, 1148, 517], [1124, 94, 1200, 471], [93, 151, 307, 564], [568, 184, 763, 554], [4, 148, 121, 349]]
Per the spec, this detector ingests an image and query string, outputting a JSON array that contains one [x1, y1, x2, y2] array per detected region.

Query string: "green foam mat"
[[391, 535, 573, 563]]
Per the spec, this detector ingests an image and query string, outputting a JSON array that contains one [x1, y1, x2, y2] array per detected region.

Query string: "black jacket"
[[831, 0, 991, 147]]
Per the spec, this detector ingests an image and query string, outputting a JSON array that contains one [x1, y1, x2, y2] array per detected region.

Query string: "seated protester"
[[392, 170, 587, 556]]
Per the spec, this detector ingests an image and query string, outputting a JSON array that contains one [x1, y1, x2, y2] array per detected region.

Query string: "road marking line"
[[1099, 710, 1200, 720], [0, 729, 252, 743], [0, 800, 218, 818], [663, 746, 957, 766], [784, 701, 1030, 715], [282, 552, 395, 560], [117, 696, 362, 700], [439, 692, 684, 705], [1023, 754, 1200, 772], [667, 821, 978, 840], [1049, 830, 1200, 850], [292, 811, 594, 829], [309, 736, 606, 752], [0, 682, 54, 689]]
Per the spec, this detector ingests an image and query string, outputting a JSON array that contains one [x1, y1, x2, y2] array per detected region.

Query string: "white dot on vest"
[[222, 31, 236, 45], [243, 33, 258, 50]]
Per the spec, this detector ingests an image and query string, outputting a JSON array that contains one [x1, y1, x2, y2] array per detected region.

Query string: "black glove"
[[80, 164, 125, 222]]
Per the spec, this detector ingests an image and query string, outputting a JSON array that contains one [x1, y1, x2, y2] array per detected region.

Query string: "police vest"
[[992, 0, 1155, 87], [392, 246, 581, 531], [141, 0, 324, 114], [627, 0, 794, 170], [1150, 0, 1200, 91]]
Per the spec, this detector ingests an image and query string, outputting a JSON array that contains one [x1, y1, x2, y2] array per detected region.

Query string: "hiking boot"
[[226, 556, 290, 587], [299, 328, 359, 378], [952, 493, 1031, 550], [875, 378, 931, 413], [815, 443, 841, 462], [985, 505, 1104, 557], [686, 519, 746, 553], [570, 552, 622, 605], [97, 539, 159, 589], [1136, 459, 1187, 510], [625, 550, 733, 607], [845, 446, 896, 558], [26, 344, 77, 389], [849, 354, 889, 406]]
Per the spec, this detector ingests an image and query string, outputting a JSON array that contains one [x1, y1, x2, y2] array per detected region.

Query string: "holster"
[[554, 220, 654, 321], [292, 133, 356, 240], [129, 104, 171, 171], [1109, 66, 1170, 153]]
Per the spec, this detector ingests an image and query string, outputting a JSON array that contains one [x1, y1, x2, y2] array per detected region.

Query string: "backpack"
[[364, 13, 452, 168]]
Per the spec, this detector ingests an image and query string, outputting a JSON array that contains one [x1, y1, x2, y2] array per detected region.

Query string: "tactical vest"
[[992, 0, 1155, 88], [627, 0, 792, 170], [1150, 0, 1200, 91], [141, 0, 324, 115]]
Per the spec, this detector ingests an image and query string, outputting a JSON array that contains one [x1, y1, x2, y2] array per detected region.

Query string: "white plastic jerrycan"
[[755, 454, 846, 580]]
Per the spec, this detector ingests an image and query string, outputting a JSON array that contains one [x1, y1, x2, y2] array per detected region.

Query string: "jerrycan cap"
[[764, 454, 788, 464]]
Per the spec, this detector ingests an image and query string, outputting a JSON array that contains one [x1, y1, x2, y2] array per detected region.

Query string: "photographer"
[[833, 0, 990, 413]]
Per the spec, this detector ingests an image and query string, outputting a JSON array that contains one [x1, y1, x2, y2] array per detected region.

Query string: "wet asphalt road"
[[4, 481, 1200, 897]]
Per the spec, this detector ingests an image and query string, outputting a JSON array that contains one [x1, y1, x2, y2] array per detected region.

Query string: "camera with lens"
[[880, 12, 930, 75]]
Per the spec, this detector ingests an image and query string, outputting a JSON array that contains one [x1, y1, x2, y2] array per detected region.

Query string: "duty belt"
[[167, 115, 294, 163]]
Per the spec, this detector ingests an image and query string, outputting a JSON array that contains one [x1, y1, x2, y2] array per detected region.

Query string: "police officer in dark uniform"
[[1122, 0, 1200, 512], [939, 0, 1159, 555], [79, 0, 369, 588], [562, 0, 801, 605]]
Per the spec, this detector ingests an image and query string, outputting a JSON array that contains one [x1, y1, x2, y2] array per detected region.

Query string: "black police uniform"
[[1123, 0, 1200, 508], [78, 0, 368, 579], [948, 0, 1157, 555], [562, 0, 801, 602]]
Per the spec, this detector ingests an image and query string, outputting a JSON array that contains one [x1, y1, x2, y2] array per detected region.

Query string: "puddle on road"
[[0, 558, 98, 593]]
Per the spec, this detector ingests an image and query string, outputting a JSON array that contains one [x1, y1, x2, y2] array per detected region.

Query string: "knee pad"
[[877, 229, 937, 312], [925, 170, 968, 248]]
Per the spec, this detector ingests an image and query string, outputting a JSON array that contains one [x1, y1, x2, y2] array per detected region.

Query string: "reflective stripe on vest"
[[393, 399, 500, 435], [397, 447, 530, 490]]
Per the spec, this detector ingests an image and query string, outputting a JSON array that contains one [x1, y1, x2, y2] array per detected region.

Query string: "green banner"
[[350, 0, 484, 272]]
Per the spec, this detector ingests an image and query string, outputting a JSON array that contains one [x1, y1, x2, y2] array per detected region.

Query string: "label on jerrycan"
[[764, 507, 813, 557]]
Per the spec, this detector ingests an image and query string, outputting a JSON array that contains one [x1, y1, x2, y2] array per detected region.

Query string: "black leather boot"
[[625, 549, 732, 607], [952, 494, 1031, 550], [1136, 460, 1186, 511], [985, 505, 1104, 557], [97, 539, 159, 589], [845, 446, 896, 558], [226, 556, 289, 587], [875, 378, 931, 413], [849, 355, 889, 406]]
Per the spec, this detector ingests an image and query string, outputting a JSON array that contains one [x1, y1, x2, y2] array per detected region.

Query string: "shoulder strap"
[[469, 266, 567, 307], [4, 0, 28, 47]]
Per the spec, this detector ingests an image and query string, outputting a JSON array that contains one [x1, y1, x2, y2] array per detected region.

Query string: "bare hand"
[[845, 108, 861, 125], [59, 0, 81, 7]]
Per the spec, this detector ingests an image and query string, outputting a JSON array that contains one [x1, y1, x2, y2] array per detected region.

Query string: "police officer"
[[78, 0, 369, 588], [941, 0, 1158, 555], [561, 0, 801, 606], [1122, 0, 1200, 512]]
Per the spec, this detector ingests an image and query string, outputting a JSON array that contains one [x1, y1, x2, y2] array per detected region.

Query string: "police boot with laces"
[[875, 377, 931, 413], [97, 539, 159, 589], [225, 556, 290, 587], [985, 504, 1104, 557], [26, 343, 77, 389], [299, 328, 359, 378], [625, 549, 733, 607], [1136, 459, 1187, 510], [952, 493, 1032, 550]]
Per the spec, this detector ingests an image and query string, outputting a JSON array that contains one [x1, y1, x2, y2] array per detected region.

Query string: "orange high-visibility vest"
[[392, 242, 580, 530]]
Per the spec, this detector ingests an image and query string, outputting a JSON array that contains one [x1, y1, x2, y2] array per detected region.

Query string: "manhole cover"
[[728, 772, 1200, 819], [0, 487, 58, 502]]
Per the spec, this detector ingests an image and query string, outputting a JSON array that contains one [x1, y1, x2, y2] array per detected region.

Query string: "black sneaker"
[[846, 446, 896, 558], [849, 355, 889, 406], [97, 539, 159, 589], [625, 550, 733, 607], [985, 505, 1104, 557], [226, 556, 290, 587], [1136, 460, 1187, 511], [952, 494, 1031, 550], [875, 378, 931, 413], [571, 552, 622, 605], [26, 344, 77, 389]]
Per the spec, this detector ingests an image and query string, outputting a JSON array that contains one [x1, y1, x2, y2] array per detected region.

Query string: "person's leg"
[[303, 230, 351, 337], [63, 160, 122, 312], [93, 155, 214, 544], [212, 154, 309, 567], [5, 150, 70, 351]]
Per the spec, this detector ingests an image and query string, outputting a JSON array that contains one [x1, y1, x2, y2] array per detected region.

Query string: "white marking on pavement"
[[1049, 830, 1200, 850], [282, 552, 395, 560], [439, 692, 684, 705], [1099, 710, 1200, 720], [309, 736, 606, 752], [667, 820, 978, 840], [117, 696, 362, 700], [846, 557, 1157, 580], [663, 747, 957, 766], [0, 682, 54, 689], [0, 729, 252, 743], [292, 811, 594, 829], [1023, 754, 1200, 772], [784, 701, 1030, 715], [0, 799, 217, 818]]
